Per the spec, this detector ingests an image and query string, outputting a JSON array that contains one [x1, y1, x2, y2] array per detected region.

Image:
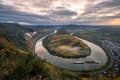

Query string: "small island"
[[43, 30, 91, 58]]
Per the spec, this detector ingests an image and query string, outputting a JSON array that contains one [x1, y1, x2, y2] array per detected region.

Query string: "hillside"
[[0, 23, 80, 80], [0, 23, 53, 51]]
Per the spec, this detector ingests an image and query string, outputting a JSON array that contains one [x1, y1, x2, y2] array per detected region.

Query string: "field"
[[43, 29, 91, 58]]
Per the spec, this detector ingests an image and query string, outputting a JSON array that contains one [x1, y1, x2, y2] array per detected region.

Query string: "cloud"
[[0, 0, 120, 25], [74, 0, 120, 25], [51, 10, 78, 16], [0, 4, 51, 24], [81, 0, 120, 15], [17, 22, 32, 25]]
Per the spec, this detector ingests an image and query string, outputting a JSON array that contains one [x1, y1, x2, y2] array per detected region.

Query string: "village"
[[101, 39, 120, 75]]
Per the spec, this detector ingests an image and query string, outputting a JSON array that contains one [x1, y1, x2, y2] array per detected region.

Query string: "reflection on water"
[[35, 33, 107, 70]]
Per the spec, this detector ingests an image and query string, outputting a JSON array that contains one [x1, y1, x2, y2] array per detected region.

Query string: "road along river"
[[35, 30, 107, 70]]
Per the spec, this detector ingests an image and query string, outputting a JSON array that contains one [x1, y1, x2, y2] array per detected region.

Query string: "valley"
[[0, 23, 120, 80]]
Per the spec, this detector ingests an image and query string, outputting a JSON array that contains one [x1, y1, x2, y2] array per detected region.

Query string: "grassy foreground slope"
[[0, 37, 80, 80], [43, 29, 91, 58], [0, 23, 80, 80]]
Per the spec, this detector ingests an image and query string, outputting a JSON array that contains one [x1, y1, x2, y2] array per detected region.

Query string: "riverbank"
[[73, 34, 114, 73], [35, 30, 107, 71]]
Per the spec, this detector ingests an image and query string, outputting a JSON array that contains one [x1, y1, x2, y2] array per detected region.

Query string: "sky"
[[0, 0, 120, 25]]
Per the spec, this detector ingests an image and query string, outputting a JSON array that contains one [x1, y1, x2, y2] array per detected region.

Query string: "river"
[[35, 30, 107, 70]]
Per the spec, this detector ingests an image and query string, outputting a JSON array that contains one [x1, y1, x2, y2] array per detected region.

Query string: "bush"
[[9, 53, 46, 80]]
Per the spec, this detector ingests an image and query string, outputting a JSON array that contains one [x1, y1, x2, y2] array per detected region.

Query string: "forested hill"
[[0, 23, 35, 50], [0, 23, 53, 50]]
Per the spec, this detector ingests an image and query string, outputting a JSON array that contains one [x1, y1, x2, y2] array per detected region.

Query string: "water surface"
[[35, 32, 107, 70]]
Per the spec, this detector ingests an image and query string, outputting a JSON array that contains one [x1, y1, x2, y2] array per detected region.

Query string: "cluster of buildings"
[[101, 40, 120, 74]]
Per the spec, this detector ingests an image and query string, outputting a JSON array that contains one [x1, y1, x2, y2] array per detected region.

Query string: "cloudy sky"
[[0, 0, 120, 25]]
